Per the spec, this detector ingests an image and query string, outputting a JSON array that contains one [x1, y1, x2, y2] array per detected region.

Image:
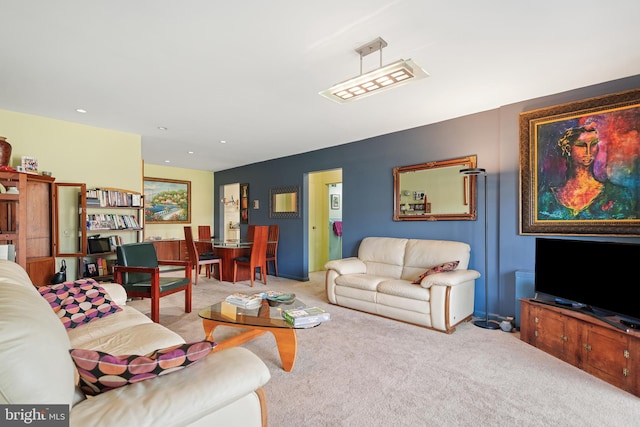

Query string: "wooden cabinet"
[[152, 239, 184, 261], [521, 299, 639, 397], [520, 301, 581, 365], [0, 171, 55, 285], [581, 324, 630, 390]]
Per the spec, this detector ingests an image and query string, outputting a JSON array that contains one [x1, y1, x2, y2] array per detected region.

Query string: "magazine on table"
[[224, 292, 265, 309], [282, 307, 331, 326]]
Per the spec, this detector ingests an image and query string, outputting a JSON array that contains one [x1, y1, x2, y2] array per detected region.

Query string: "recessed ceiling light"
[[157, 126, 167, 131], [164, 160, 170, 163], [220, 140, 227, 144], [76, 108, 87, 113], [188, 151, 194, 154]]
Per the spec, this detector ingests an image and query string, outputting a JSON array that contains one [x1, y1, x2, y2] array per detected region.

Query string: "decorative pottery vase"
[[0, 136, 12, 167]]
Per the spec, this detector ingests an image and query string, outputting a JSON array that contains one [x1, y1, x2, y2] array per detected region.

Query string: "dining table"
[[200, 239, 253, 282], [197, 238, 278, 282]]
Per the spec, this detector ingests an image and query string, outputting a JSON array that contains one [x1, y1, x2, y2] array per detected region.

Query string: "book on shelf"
[[86, 213, 141, 231], [108, 235, 122, 252], [87, 188, 142, 208], [282, 307, 331, 326], [224, 292, 265, 309], [86, 197, 101, 207], [131, 194, 142, 207], [96, 258, 106, 276]]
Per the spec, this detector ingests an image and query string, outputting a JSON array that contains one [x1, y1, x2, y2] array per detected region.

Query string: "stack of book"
[[86, 213, 141, 230], [282, 307, 331, 327], [224, 292, 265, 309], [86, 188, 143, 208]]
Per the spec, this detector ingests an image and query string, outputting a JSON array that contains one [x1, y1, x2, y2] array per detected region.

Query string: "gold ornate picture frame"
[[519, 89, 640, 235], [143, 177, 191, 224]]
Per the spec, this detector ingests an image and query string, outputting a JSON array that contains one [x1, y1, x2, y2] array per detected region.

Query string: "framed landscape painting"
[[519, 88, 640, 235], [143, 177, 191, 223]]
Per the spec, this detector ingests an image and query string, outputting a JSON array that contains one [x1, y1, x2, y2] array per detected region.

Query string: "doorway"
[[328, 183, 342, 261], [308, 169, 342, 273], [221, 183, 240, 241]]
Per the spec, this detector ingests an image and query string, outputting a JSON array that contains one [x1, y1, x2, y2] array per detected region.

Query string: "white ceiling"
[[1, 1, 639, 172]]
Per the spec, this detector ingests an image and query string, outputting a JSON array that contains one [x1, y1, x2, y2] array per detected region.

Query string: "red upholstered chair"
[[233, 225, 268, 287], [184, 226, 222, 285], [266, 224, 279, 276]]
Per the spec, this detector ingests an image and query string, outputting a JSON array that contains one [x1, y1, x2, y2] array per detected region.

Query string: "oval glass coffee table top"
[[199, 297, 321, 329]]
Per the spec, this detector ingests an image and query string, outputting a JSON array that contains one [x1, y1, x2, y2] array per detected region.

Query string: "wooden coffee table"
[[199, 297, 320, 372]]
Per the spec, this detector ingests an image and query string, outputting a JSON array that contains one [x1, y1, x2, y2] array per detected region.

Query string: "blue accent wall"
[[215, 75, 640, 319]]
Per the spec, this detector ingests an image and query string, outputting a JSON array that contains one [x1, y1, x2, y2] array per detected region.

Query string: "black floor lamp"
[[460, 167, 499, 330]]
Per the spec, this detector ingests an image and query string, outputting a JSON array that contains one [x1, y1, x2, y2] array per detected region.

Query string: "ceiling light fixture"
[[319, 37, 429, 103]]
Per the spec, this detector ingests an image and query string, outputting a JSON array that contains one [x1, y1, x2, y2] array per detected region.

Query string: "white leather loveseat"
[[0, 260, 270, 427], [325, 237, 480, 333]]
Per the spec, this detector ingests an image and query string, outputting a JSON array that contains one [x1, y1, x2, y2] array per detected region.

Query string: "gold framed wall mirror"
[[393, 155, 478, 221], [270, 185, 300, 218]]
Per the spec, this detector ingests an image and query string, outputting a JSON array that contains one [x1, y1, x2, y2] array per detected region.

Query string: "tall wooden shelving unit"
[[0, 171, 55, 285], [80, 187, 143, 281], [55, 184, 144, 281]]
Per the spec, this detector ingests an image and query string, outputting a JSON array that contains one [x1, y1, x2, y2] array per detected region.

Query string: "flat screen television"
[[87, 237, 111, 254], [534, 237, 640, 330]]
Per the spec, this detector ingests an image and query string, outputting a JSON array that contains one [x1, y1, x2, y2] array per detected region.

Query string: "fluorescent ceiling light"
[[320, 37, 429, 104]]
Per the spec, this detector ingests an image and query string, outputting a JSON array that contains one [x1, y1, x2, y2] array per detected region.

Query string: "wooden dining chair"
[[233, 225, 268, 287], [266, 224, 280, 276], [246, 224, 256, 242], [184, 226, 222, 285], [198, 225, 213, 245], [197, 225, 214, 274]]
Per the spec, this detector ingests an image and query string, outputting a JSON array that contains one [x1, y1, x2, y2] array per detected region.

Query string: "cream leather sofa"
[[0, 260, 270, 427], [325, 237, 480, 333]]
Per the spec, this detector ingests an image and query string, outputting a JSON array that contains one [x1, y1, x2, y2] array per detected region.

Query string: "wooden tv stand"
[[520, 298, 639, 397]]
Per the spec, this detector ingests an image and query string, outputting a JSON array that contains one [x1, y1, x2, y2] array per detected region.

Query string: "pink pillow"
[[37, 279, 121, 329], [70, 341, 215, 395], [412, 261, 460, 284]]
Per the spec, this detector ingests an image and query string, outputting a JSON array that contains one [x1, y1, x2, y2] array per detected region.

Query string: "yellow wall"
[[0, 110, 141, 187], [0, 109, 214, 249], [144, 164, 214, 240]]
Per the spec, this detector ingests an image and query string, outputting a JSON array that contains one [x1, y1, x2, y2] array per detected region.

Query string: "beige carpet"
[[128, 272, 640, 427]]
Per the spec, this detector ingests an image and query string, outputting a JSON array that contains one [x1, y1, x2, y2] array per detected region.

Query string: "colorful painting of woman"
[[537, 116, 637, 220]]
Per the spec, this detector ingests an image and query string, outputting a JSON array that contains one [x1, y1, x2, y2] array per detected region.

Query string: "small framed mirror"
[[270, 185, 300, 218], [393, 155, 478, 221]]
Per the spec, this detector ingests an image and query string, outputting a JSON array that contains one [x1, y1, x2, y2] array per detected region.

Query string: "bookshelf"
[[81, 188, 144, 280], [55, 184, 143, 281]]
